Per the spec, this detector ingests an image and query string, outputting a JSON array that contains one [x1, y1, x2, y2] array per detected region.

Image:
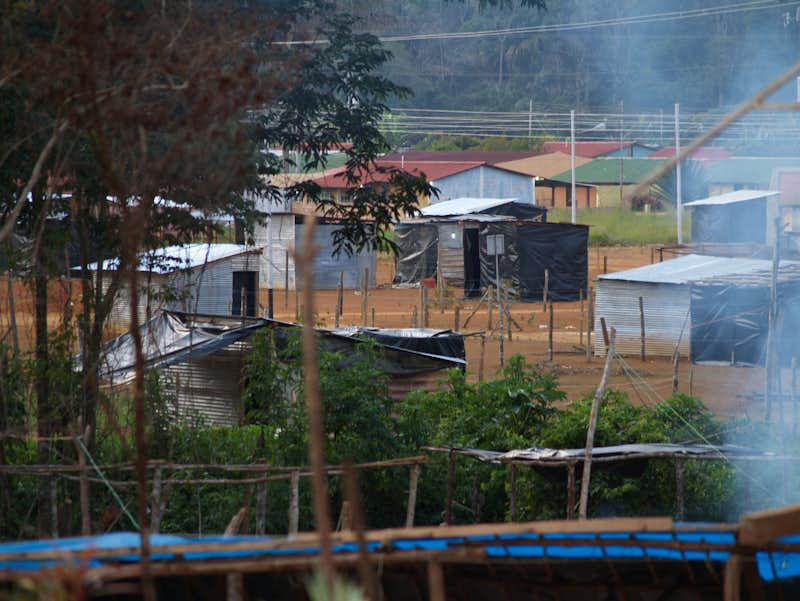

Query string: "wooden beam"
[[738, 503, 800, 546]]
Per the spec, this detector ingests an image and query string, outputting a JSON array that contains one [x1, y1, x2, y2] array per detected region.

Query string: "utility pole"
[[675, 103, 683, 245], [570, 109, 577, 224], [267, 194, 274, 318], [619, 100, 624, 207]]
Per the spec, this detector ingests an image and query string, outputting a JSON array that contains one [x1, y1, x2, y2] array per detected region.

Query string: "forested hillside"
[[349, 0, 800, 113]]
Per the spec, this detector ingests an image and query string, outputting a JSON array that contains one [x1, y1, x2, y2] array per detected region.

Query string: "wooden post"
[[487, 286, 493, 331], [444, 450, 456, 525], [579, 328, 616, 520], [339, 501, 352, 531], [673, 351, 680, 394], [566, 462, 576, 520], [579, 288, 584, 347], [405, 463, 421, 528], [478, 334, 486, 381], [371, 307, 375, 328], [793, 357, 797, 436], [600, 316, 610, 351], [423, 286, 429, 328], [542, 269, 549, 311], [437, 244, 445, 314], [505, 288, 512, 342], [498, 287, 505, 368], [73, 425, 91, 536], [603, 255, 608, 274], [288, 470, 300, 536], [724, 555, 742, 601], [659, 247, 664, 262], [586, 288, 593, 362], [335, 272, 343, 328], [650, 247, 655, 264], [361, 267, 369, 326], [675, 458, 685, 521], [294, 283, 299, 323], [256, 476, 267, 535], [689, 366, 694, 396], [6, 275, 18, 354], [285, 252, 290, 310], [50, 478, 58, 538], [509, 464, 517, 522], [639, 296, 646, 362], [548, 300, 554, 361], [427, 561, 446, 601], [412, 305, 418, 328], [454, 306, 460, 332]]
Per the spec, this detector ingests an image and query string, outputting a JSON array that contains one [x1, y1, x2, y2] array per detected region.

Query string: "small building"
[[705, 157, 800, 196], [550, 158, 668, 208], [593, 254, 798, 358], [542, 140, 656, 158], [684, 189, 780, 246], [494, 152, 597, 209], [690, 264, 800, 367], [92, 311, 466, 425], [87, 243, 263, 326], [393, 198, 547, 289]]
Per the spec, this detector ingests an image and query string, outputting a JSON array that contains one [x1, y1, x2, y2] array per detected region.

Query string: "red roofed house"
[[542, 141, 656, 158], [647, 146, 730, 163]]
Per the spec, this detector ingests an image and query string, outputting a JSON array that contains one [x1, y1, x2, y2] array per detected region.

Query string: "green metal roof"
[[550, 158, 668, 185], [704, 157, 800, 186]]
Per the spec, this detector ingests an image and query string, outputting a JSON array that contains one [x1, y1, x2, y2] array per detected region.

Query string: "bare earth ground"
[[0, 246, 770, 418]]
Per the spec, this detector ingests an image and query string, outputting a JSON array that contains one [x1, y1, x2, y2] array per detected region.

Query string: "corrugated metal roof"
[[598, 254, 789, 285], [684, 189, 780, 207], [549, 158, 668, 185], [420, 197, 524, 216], [381, 150, 538, 164], [87, 244, 261, 274], [542, 141, 638, 157], [311, 161, 483, 188], [705, 157, 800, 186]]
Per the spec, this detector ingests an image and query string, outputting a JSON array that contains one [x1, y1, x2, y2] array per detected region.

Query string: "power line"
[[277, 0, 800, 46]]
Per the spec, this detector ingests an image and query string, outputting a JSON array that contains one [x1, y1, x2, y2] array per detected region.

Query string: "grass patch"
[[548, 208, 691, 246]]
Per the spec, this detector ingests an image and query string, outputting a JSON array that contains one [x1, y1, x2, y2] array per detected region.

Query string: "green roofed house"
[[705, 157, 800, 195], [550, 158, 667, 208]]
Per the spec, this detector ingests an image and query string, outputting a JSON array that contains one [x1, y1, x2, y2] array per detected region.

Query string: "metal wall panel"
[[253, 213, 295, 289], [593, 280, 691, 358], [295, 223, 377, 289], [162, 343, 246, 426], [431, 167, 534, 203]]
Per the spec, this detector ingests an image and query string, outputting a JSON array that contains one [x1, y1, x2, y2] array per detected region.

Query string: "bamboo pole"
[[579, 328, 616, 520], [405, 463, 421, 528], [335, 272, 343, 328], [288, 470, 300, 536], [444, 450, 456, 525]]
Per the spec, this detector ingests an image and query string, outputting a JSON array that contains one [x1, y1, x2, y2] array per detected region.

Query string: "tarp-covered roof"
[[684, 189, 780, 207], [421, 197, 521, 216], [86, 311, 465, 385], [84, 243, 260, 274], [598, 254, 796, 286]]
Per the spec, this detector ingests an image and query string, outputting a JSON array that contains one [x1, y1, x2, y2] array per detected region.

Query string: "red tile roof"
[[310, 160, 484, 188], [541, 141, 634, 157], [647, 146, 730, 163], [381, 150, 539, 164]]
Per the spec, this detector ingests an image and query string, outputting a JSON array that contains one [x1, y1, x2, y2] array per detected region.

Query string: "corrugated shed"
[[594, 280, 690, 358], [163, 342, 246, 426], [252, 213, 295, 290], [295, 223, 376, 289], [430, 166, 534, 203]]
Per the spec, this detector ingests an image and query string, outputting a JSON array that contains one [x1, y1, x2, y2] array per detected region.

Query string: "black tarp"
[[393, 223, 438, 285], [474, 203, 547, 220], [478, 222, 589, 301], [691, 199, 766, 244], [690, 281, 800, 367]]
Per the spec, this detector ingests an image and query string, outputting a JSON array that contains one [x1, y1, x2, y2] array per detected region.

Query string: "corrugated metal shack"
[[87, 244, 263, 326], [690, 262, 800, 367], [92, 311, 465, 425], [394, 198, 547, 289], [593, 254, 799, 358], [685, 189, 780, 246]]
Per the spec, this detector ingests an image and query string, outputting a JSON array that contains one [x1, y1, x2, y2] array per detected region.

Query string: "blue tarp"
[[2, 528, 799, 583]]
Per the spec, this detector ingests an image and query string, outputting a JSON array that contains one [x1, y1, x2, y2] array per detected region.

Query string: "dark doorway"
[[463, 227, 481, 298], [232, 271, 258, 316]]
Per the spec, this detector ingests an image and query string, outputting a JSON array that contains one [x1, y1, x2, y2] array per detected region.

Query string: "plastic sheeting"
[[691, 199, 767, 244], [478, 222, 588, 301], [393, 223, 438, 285], [3, 529, 800, 584], [690, 281, 800, 367]]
